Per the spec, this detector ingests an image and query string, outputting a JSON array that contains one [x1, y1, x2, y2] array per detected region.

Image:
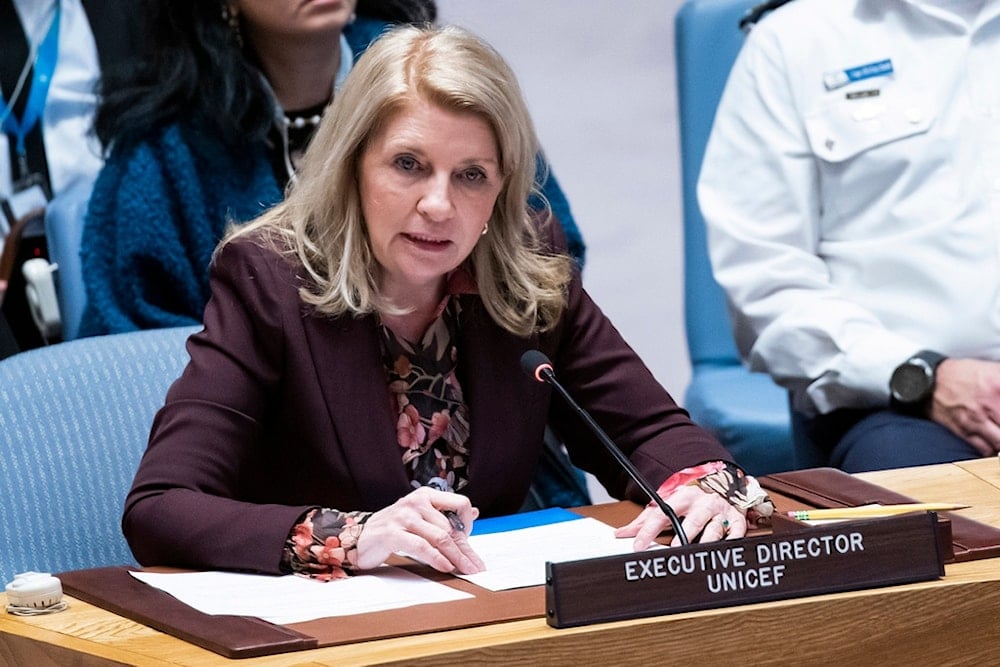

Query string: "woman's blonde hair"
[[223, 24, 572, 335]]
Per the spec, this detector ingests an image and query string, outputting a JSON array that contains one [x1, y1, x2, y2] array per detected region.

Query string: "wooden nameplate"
[[545, 511, 944, 628]]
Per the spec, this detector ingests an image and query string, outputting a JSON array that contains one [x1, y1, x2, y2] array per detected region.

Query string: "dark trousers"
[[0, 311, 18, 360], [801, 407, 981, 473]]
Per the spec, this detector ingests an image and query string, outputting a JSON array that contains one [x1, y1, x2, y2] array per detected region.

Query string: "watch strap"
[[911, 349, 948, 370]]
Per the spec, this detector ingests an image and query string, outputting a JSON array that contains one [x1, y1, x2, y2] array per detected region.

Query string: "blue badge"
[[823, 58, 894, 91]]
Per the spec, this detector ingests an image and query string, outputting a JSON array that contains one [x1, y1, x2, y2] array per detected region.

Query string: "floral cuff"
[[656, 460, 775, 527], [281, 508, 372, 581]]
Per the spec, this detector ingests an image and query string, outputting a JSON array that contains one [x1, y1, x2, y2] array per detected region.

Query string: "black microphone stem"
[[538, 367, 690, 546]]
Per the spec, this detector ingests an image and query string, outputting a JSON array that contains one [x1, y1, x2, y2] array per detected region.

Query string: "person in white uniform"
[[698, 0, 1000, 472]]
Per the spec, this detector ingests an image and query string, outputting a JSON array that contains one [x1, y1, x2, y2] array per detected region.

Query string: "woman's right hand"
[[354, 487, 485, 573]]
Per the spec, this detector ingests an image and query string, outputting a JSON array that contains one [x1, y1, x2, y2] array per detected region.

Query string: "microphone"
[[520, 350, 689, 546]]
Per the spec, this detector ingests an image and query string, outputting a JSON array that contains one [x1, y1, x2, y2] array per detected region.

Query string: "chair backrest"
[[44, 175, 95, 342], [676, 0, 756, 368], [0, 325, 198, 584]]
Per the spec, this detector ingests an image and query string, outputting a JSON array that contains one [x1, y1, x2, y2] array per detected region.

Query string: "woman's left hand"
[[614, 484, 746, 550]]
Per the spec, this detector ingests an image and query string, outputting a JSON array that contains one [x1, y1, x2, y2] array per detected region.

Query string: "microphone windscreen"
[[520, 349, 552, 383]]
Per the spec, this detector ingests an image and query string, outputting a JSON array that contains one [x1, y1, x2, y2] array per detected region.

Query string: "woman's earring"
[[221, 3, 244, 48], [481, 224, 489, 236]]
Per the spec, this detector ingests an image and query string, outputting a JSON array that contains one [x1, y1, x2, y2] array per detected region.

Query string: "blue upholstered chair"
[[675, 0, 795, 475], [14, 175, 94, 345], [0, 325, 198, 585]]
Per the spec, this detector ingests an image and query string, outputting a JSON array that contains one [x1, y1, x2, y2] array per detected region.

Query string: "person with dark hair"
[[77, 0, 584, 338], [122, 25, 773, 579]]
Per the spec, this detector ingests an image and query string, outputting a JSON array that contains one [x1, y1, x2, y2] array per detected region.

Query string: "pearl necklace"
[[282, 114, 322, 130]]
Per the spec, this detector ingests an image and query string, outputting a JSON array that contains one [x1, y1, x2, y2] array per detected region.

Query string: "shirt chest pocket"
[[804, 85, 936, 164]]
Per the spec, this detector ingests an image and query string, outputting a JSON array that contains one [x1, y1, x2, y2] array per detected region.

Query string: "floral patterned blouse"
[[281, 297, 471, 580]]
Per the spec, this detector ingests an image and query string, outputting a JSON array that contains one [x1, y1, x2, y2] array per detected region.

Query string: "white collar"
[[901, 0, 1000, 30]]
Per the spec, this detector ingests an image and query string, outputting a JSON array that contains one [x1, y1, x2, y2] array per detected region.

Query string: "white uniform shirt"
[[0, 0, 102, 200], [698, 0, 1000, 416]]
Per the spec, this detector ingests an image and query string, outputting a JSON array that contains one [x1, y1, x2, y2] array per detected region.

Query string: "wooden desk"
[[4, 459, 1000, 666]]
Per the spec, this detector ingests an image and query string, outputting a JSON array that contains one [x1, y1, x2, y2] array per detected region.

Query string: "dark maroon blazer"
[[122, 239, 733, 574]]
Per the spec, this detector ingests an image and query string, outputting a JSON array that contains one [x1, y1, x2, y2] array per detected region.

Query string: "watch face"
[[891, 361, 933, 403]]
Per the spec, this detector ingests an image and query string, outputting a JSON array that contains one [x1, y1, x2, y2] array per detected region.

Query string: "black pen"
[[441, 509, 465, 533]]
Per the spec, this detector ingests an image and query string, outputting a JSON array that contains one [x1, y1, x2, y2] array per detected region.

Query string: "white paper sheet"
[[129, 512, 654, 621], [457, 516, 661, 591], [130, 566, 472, 625]]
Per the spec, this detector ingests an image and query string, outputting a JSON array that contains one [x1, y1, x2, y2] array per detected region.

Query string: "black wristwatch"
[[889, 350, 948, 415]]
